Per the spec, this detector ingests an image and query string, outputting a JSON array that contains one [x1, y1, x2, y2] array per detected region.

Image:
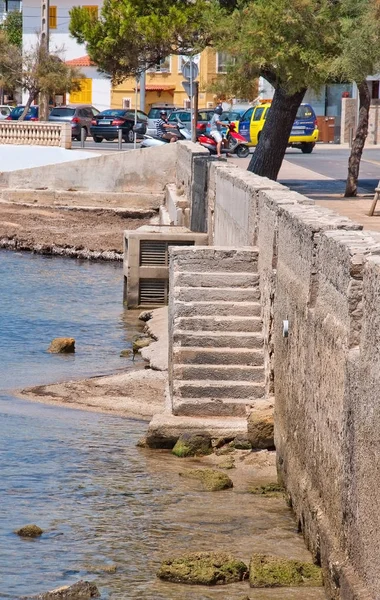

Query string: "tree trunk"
[[344, 80, 370, 197], [248, 86, 307, 181], [19, 92, 36, 121]]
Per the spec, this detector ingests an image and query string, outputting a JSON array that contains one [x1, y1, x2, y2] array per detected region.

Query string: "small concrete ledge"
[[164, 183, 190, 227]]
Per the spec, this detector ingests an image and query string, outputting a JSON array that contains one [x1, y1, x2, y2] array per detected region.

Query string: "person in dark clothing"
[[156, 110, 179, 142]]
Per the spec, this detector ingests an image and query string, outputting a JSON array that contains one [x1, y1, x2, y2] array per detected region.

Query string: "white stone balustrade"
[[0, 121, 72, 148]]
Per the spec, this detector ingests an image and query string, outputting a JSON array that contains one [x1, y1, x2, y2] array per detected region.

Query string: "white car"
[[0, 105, 12, 120]]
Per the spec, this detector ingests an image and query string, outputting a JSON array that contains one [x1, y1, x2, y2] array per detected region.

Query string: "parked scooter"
[[140, 122, 191, 148], [198, 122, 250, 158]]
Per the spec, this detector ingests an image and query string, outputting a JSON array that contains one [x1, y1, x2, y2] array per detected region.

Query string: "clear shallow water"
[[0, 251, 325, 599]]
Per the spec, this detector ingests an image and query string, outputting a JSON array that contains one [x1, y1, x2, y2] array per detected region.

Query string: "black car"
[[90, 109, 148, 143]]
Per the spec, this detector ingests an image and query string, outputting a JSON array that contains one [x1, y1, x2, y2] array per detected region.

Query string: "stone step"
[[172, 380, 265, 400], [172, 398, 250, 418], [175, 286, 261, 303], [173, 330, 264, 349], [174, 300, 261, 318], [175, 315, 262, 333], [173, 346, 265, 366], [146, 413, 248, 448], [173, 364, 265, 382], [173, 271, 259, 289], [170, 247, 259, 273]]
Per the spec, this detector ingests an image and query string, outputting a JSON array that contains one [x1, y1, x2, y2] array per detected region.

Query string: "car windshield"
[[148, 108, 174, 119], [296, 105, 314, 119], [220, 111, 242, 121], [99, 110, 126, 117], [50, 108, 75, 117]]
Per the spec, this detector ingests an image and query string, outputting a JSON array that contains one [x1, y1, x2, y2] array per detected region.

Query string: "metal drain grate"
[[139, 240, 195, 267], [139, 279, 167, 305]]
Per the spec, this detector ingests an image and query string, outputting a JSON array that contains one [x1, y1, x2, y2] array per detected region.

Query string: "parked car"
[[48, 105, 100, 140], [0, 105, 12, 120], [6, 105, 41, 121], [90, 109, 148, 143], [168, 108, 215, 137], [238, 101, 319, 153], [146, 104, 176, 136]]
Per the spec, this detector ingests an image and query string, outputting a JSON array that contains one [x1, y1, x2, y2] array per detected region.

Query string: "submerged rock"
[[249, 554, 323, 587], [15, 524, 43, 537], [48, 337, 75, 354], [119, 349, 132, 358], [248, 483, 284, 497], [232, 437, 252, 450], [21, 580, 100, 599], [172, 432, 212, 457], [157, 551, 247, 585], [179, 468, 233, 491]]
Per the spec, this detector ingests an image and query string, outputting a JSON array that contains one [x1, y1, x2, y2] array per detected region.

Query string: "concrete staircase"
[[169, 247, 265, 418]]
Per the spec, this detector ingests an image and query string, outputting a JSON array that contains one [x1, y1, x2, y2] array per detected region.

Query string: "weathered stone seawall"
[[175, 142, 380, 599]]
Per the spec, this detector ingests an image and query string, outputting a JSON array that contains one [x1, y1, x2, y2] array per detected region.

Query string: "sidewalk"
[[229, 154, 380, 233]]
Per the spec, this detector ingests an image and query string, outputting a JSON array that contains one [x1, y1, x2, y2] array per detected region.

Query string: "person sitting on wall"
[[156, 110, 179, 142]]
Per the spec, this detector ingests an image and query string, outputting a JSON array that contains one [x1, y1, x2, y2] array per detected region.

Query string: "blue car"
[[6, 105, 41, 121]]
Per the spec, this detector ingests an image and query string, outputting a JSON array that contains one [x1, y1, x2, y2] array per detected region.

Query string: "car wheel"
[[93, 136, 103, 143], [236, 145, 250, 158], [301, 142, 315, 154], [126, 129, 134, 143]]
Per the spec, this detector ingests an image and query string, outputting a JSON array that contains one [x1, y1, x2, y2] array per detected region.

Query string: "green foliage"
[[69, 0, 209, 83], [0, 35, 83, 116], [209, 0, 342, 95], [1, 10, 22, 47]]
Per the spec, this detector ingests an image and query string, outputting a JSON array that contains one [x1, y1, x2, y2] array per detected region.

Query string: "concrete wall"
[[0, 142, 177, 193], [179, 146, 380, 598]]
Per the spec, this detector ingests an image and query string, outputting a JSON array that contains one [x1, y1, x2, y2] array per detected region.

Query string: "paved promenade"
[[231, 148, 380, 233]]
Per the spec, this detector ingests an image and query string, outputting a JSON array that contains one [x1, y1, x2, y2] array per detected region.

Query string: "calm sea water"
[[0, 251, 325, 600]]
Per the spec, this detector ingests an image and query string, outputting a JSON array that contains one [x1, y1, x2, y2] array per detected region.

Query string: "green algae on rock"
[[172, 432, 212, 457], [132, 337, 151, 355], [249, 554, 323, 587], [179, 468, 233, 491], [157, 551, 247, 585], [248, 483, 284, 497], [15, 524, 43, 537]]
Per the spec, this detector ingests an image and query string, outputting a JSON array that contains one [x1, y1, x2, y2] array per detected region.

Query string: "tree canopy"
[[0, 10, 22, 48], [69, 0, 209, 83]]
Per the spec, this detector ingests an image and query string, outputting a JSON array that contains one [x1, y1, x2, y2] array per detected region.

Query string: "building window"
[[148, 57, 171, 73], [216, 52, 231, 74], [49, 5, 57, 29], [178, 54, 200, 73], [122, 98, 131, 109], [84, 5, 98, 17], [184, 99, 191, 109], [70, 78, 92, 104]]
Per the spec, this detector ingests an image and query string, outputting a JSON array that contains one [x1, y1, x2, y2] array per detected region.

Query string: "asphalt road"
[[281, 144, 380, 194]]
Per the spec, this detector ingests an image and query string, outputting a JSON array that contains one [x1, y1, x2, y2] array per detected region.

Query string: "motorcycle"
[[140, 122, 191, 148], [198, 122, 250, 158]]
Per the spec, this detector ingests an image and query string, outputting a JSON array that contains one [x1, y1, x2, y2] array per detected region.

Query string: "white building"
[[22, 0, 111, 110]]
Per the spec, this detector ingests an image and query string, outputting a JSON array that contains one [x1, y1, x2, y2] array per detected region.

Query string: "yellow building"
[[111, 49, 229, 112]]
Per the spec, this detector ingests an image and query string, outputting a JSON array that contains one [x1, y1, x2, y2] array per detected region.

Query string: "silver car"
[[48, 105, 100, 140], [146, 105, 176, 136]]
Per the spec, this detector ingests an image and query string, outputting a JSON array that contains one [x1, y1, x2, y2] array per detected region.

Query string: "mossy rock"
[[47, 337, 75, 354], [232, 437, 252, 450], [249, 554, 323, 587], [15, 524, 43, 537], [172, 432, 212, 457], [132, 337, 151, 354], [247, 410, 274, 449], [248, 483, 284, 497], [180, 468, 233, 491], [120, 349, 132, 358], [157, 551, 247, 585], [219, 456, 235, 469]]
